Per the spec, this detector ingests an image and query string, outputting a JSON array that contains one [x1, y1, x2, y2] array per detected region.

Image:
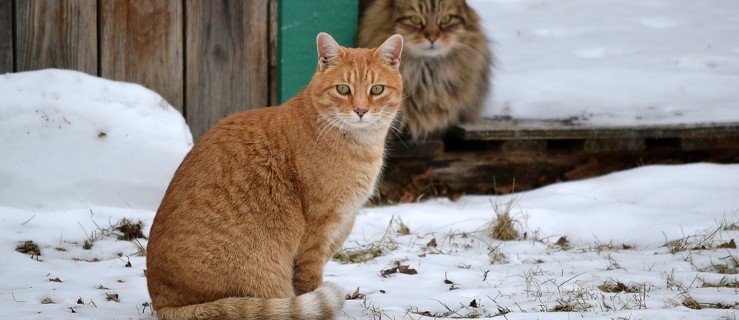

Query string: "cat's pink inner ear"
[[377, 34, 404, 68], [316, 32, 342, 71]]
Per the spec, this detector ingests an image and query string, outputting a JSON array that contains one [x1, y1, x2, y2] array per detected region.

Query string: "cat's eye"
[[336, 84, 351, 95], [440, 15, 452, 24], [410, 16, 422, 25], [370, 85, 385, 95]]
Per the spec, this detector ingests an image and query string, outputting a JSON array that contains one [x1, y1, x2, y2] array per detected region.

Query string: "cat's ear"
[[376, 34, 404, 68], [316, 32, 342, 71]]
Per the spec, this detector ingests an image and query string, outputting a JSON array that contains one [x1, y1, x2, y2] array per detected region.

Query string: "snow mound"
[[0, 69, 192, 211]]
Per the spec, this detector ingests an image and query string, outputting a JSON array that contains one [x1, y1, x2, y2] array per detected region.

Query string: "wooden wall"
[[1, 0, 278, 139]]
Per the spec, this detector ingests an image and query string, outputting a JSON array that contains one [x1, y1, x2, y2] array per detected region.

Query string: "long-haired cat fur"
[[146, 32, 404, 320], [358, 0, 492, 139]]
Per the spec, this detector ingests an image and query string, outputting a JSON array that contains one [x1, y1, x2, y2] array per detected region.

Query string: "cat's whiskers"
[[382, 111, 408, 148], [314, 114, 343, 149], [375, 110, 406, 146], [314, 109, 347, 148], [335, 122, 346, 146]]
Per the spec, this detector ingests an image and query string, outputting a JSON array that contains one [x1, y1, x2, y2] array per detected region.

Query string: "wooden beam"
[[100, 0, 184, 112], [15, 0, 97, 74], [452, 118, 739, 141], [185, 0, 270, 139]]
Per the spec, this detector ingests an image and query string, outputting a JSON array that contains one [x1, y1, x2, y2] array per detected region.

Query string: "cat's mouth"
[[346, 117, 375, 129], [408, 42, 450, 57]]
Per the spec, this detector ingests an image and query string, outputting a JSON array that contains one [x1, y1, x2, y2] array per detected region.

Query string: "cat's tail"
[[155, 281, 346, 320]]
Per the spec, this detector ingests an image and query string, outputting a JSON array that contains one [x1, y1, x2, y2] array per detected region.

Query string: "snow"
[[1, 69, 737, 319], [0, 69, 192, 211], [469, 0, 739, 126], [2, 0, 739, 317]]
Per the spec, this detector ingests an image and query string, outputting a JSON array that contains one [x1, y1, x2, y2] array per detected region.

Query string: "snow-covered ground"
[[471, 0, 739, 126], [1, 70, 737, 319], [2, 0, 739, 318]]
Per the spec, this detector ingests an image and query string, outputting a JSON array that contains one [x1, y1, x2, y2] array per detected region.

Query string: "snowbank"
[[0, 69, 192, 211]]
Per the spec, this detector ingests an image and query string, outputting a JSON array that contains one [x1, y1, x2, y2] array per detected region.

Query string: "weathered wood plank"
[[100, 0, 184, 112], [452, 118, 739, 141], [387, 140, 444, 159], [379, 135, 739, 201], [186, 0, 270, 139], [0, 1, 12, 73], [15, 0, 97, 74]]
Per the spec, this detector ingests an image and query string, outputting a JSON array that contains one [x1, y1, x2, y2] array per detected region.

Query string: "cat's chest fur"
[[298, 139, 384, 214], [293, 133, 385, 246]]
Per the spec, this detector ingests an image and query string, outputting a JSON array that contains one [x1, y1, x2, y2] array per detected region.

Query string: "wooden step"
[[451, 118, 739, 141], [377, 118, 739, 204]]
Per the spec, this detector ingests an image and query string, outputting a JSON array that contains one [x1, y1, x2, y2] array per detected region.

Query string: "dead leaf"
[[718, 239, 736, 249], [469, 299, 478, 308], [96, 285, 110, 290], [381, 264, 417, 277], [555, 236, 570, 249], [106, 293, 119, 302], [48, 277, 62, 283], [399, 193, 414, 203], [444, 272, 454, 284], [398, 222, 410, 235], [397, 265, 417, 275], [346, 287, 364, 300], [381, 267, 397, 277], [426, 238, 437, 248], [41, 298, 53, 304]]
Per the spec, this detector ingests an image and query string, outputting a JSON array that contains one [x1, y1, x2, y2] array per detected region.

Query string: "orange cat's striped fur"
[[146, 33, 404, 320], [359, 0, 492, 139]]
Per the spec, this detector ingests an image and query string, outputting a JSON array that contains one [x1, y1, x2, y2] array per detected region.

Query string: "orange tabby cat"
[[359, 0, 492, 139], [146, 32, 404, 320]]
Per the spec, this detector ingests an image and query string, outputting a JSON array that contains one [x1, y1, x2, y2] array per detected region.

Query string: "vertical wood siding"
[[185, 0, 269, 139], [100, 0, 184, 112], [0, 1, 12, 73], [15, 0, 97, 74]]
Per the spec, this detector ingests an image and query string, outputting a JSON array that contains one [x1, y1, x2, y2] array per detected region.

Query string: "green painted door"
[[278, 0, 358, 103]]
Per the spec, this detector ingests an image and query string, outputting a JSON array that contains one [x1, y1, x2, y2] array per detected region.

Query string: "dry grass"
[[333, 245, 386, 264], [681, 294, 702, 310], [16, 240, 41, 256], [598, 281, 641, 293], [114, 218, 146, 241], [664, 216, 738, 254], [487, 198, 522, 241], [334, 218, 398, 264], [701, 276, 739, 288]]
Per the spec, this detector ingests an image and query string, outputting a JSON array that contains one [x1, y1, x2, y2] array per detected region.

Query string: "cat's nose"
[[354, 108, 368, 118], [427, 35, 438, 44]]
